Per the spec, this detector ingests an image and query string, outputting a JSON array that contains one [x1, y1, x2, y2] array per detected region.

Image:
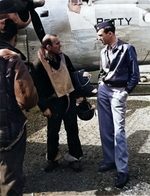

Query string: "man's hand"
[[76, 97, 84, 104], [43, 108, 52, 118]]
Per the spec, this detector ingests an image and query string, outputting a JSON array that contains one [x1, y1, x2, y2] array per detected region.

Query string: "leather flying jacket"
[[99, 39, 140, 94], [0, 40, 38, 151], [0, 40, 26, 60]]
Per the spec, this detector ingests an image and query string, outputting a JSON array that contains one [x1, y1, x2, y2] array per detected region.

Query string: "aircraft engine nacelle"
[[0, 0, 45, 42], [0, 0, 45, 14], [0, 13, 31, 29], [0, 0, 45, 29]]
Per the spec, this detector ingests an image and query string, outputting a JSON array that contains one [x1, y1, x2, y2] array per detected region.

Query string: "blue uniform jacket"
[[99, 39, 140, 94]]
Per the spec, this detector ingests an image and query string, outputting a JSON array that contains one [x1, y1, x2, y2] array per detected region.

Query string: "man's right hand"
[[43, 108, 52, 118]]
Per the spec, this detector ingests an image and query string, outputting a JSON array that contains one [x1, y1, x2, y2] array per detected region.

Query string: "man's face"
[[97, 28, 110, 45], [49, 36, 62, 55]]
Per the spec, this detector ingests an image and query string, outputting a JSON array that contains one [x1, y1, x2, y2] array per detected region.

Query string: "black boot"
[[44, 161, 58, 172]]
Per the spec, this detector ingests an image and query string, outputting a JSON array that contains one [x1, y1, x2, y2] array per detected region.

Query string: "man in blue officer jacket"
[[95, 20, 140, 188]]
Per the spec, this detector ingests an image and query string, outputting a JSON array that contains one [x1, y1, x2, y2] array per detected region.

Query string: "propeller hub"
[[32, 0, 45, 8]]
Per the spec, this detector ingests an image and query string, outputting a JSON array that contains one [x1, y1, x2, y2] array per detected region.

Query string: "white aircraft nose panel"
[[67, 2, 96, 30]]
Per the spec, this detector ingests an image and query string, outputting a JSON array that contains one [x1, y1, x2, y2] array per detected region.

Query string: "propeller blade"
[[30, 8, 45, 43]]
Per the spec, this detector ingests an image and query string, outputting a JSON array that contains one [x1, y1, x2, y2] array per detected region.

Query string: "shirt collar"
[[109, 38, 118, 50]]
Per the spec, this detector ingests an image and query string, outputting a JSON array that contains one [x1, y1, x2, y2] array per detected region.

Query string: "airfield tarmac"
[[22, 66, 150, 196], [23, 92, 150, 196]]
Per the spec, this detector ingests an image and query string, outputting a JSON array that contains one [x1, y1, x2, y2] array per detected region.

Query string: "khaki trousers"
[[0, 129, 26, 196]]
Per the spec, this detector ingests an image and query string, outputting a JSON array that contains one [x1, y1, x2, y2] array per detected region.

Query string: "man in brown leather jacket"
[[0, 19, 38, 196]]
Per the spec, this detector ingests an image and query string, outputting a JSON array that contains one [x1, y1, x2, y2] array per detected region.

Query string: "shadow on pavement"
[[23, 129, 150, 195]]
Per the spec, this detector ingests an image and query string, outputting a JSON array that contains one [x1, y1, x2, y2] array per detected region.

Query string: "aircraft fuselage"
[[16, 0, 150, 71]]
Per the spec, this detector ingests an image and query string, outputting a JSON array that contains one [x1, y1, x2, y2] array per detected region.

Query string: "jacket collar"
[[0, 40, 26, 61], [104, 39, 124, 53]]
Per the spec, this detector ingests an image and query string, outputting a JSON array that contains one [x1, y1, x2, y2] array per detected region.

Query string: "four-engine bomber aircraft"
[[0, 0, 150, 71]]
